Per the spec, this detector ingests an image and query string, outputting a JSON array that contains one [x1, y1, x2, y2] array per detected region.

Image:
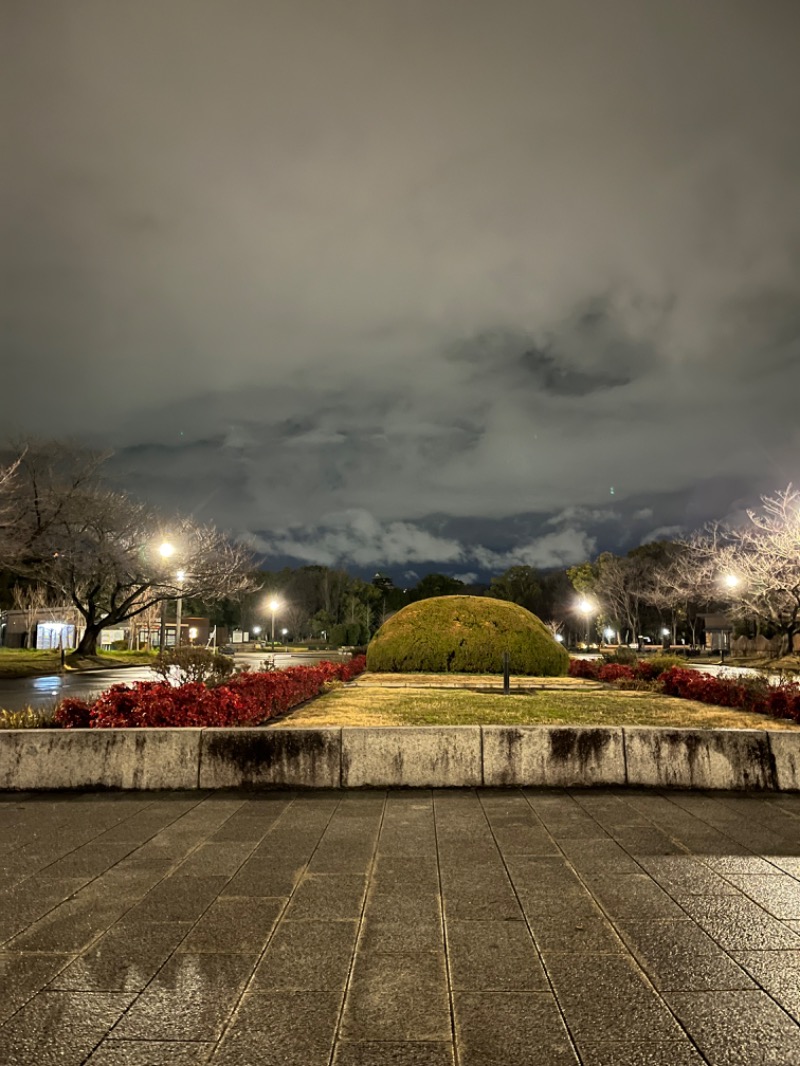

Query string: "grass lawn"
[[274, 681, 800, 730], [0, 648, 157, 679]]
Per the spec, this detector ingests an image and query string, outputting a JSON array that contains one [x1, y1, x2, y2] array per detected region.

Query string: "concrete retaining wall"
[[0, 726, 798, 791]]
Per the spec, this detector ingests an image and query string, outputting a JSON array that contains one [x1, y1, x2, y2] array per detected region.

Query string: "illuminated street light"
[[723, 574, 740, 590], [158, 542, 175, 650], [268, 598, 280, 649], [175, 569, 186, 647], [576, 599, 593, 646], [604, 627, 615, 644]]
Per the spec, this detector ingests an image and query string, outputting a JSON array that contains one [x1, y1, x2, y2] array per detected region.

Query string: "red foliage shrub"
[[658, 666, 800, 723], [54, 698, 92, 729], [56, 655, 367, 729], [597, 663, 636, 683], [568, 659, 600, 679]]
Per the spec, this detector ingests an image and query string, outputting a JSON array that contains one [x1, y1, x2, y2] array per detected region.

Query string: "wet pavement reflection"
[[0, 787, 798, 1064]]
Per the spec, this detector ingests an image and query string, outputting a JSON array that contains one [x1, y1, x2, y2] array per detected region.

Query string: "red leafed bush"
[[658, 666, 800, 723], [54, 698, 92, 729], [634, 660, 663, 681], [597, 663, 636, 682], [56, 655, 367, 728], [568, 659, 600, 679]]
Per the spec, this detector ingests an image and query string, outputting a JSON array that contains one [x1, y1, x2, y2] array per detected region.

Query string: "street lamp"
[[281, 627, 288, 646], [158, 542, 175, 651], [175, 570, 186, 647], [604, 627, 615, 645], [577, 599, 593, 647], [723, 574, 740, 590], [268, 598, 280, 650]]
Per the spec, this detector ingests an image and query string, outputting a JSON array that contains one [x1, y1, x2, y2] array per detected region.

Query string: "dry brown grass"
[[273, 683, 800, 730]]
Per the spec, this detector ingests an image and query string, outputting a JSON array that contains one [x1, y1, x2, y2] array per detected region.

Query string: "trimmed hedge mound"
[[366, 596, 569, 676]]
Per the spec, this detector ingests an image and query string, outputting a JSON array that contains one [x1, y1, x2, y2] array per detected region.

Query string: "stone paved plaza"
[[0, 787, 799, 1065]]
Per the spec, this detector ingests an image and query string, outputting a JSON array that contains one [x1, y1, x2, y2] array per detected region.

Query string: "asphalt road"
[[0, 651, 346, 713]]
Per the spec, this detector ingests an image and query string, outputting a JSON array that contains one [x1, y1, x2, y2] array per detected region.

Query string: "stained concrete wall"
[[199, 728, 341, 789], [0, 726, 798, 791], [482, 726, 626, 787], [0, 728, 202, 790]]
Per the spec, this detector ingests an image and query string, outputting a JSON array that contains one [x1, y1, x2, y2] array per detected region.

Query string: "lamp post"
[[577, 599, 593, 647], [158, 542, 175, 651], [175, 570, 185, 647], [281, 628, 288, 647], [269, 598, 280, 650]]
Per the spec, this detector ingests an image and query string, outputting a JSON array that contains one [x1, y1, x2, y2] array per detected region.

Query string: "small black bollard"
[[502, 651, 510, 694]]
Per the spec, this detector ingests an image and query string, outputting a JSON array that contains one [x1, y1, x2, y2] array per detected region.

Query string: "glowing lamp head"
[[723, 574, 740, 589], [269, 599, 280, 612], [577, 599, 592, 615], [159, 542, 175, 560]]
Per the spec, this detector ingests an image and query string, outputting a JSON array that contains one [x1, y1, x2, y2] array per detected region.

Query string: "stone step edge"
[[1, 725, 798, 791]]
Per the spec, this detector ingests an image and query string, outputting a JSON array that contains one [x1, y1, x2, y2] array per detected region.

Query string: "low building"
[[0, 607, 83, 650]]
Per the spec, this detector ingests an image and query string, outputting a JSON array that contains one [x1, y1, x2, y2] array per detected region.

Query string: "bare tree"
[[11, 582, 50, 648], [685, 485, 800, 657], [0, 450, 25, 567], [7, 440, 255, 655]]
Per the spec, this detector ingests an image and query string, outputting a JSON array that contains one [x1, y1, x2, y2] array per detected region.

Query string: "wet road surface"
[[0, 787, 798, 1065]]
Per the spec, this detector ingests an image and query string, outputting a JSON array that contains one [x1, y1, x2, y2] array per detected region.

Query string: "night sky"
[[3, 1, 799, 581]]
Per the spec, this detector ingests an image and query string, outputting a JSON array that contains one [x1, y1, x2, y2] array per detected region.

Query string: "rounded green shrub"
[[366, 595, 569, 676]]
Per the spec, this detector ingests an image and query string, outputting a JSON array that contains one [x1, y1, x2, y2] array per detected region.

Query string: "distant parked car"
[[220, 644, 236, 656]]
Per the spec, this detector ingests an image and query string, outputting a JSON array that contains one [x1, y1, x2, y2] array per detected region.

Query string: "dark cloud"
[[2, 0, 799, 576]]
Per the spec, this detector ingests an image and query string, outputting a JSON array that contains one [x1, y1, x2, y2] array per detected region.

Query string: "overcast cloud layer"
[[2, 0, 799, 576]]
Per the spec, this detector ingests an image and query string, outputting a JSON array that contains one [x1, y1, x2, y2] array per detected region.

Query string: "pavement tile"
[[634, 856, 740, 896], [177, 896, 283, 953], [584, 875, 687, 919], [575, 1043, 707, 1065], [679, 895, 800, 950], [372, 854, 440, 884], [529, 913, 626, 953], [85, 1040, 214, 1064], [51, 920, 190, 991], [212, 990, 341, 1066], [732, 949, 800, 1021], [220, 860, 304, 897], [284, 874, 368, 920], [120, 875, 229, 923], [36, 841, 140, 881], [3, 787, 799, 1066], [544, 953, 684, 1045], [358, 919, 443, 953], [333, 1043, 455, 1065], [365, 882, 443, 922], [0, 989, 134, 1048], [5, 894, 133, 953], [0, 951, 74, 1024], [170, 842, 255, 878], [87, 862, 176, 900], [250, 919, 358, 990], [112, 953, 256, 1041], [720, 874, 800, 919], [453, 991, 578, 1066], [665, 989, 800, 1065], [340, 951, 450, 1042], [446, 919, 548, 990]]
